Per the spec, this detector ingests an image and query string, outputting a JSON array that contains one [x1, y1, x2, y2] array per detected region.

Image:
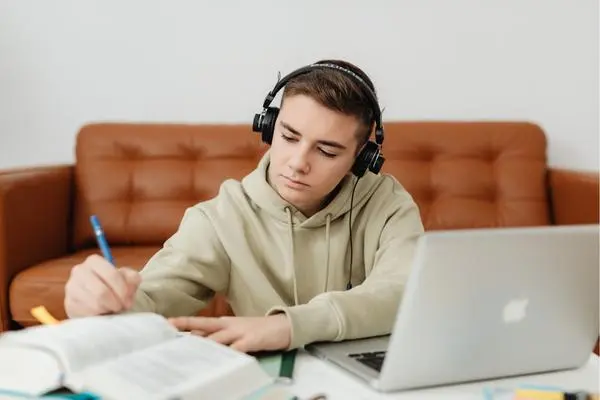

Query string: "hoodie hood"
[[241, 150, 384, 228]]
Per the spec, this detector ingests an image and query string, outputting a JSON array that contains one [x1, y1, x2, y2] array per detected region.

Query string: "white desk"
[[288, 351, 600, 400]]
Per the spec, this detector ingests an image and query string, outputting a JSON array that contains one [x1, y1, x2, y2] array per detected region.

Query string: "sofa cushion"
[[381, 122, 551, 229], [72, 123, 267, 250], [10, 246, 159, 325], [10, 246, 233, 326]]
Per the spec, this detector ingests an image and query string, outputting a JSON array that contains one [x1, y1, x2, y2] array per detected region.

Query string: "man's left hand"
[[168, 314, 292, 353]]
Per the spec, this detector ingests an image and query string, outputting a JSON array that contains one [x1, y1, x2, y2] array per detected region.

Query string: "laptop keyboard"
[[349, 351, 386, 372]]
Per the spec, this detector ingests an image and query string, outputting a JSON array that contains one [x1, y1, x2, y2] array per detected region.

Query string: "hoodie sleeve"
[[266, 196, 424, 350], [129, 206, 231, 317]]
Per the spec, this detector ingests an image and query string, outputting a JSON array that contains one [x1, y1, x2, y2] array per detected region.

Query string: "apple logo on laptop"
[[503, 298, 529, 323]]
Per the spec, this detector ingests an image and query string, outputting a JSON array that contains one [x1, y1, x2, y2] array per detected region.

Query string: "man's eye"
[[319, 149, 336, 158]]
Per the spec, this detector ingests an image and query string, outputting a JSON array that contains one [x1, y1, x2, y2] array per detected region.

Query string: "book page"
[[0, 312, 178, 373], [0, 346, 63, 396], [76, 334, 273, 400]]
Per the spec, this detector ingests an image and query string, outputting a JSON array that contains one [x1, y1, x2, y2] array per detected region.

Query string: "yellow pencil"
[[30, 306, 61, 325], [514, 389, 599, 400], [513, 389, 564, 400]]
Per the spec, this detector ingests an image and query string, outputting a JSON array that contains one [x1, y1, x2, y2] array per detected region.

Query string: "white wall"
[[0, 0, 597, 171]]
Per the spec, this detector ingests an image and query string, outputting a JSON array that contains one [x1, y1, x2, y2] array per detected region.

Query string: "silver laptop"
[[306, 225, 600, 392]]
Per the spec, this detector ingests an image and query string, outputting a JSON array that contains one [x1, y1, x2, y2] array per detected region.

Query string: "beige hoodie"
[[131, 151, 424, 349]]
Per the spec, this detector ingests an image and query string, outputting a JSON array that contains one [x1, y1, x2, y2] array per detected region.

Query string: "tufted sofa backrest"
[[72, 123, 267, 249], [381, 122, 550, 229], [72, 121, 550, 250]]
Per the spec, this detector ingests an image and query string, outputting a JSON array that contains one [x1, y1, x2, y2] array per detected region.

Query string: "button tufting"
[[71, 121, 550, 244]]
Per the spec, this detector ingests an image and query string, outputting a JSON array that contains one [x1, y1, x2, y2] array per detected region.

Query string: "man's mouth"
[[282, 175, 309, 187]]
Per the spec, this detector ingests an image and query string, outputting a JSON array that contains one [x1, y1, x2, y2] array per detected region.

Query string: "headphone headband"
[[260, 63, 384, 145]]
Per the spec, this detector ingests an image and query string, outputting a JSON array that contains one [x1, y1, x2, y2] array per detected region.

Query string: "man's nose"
[[288, 149, 310, 175]]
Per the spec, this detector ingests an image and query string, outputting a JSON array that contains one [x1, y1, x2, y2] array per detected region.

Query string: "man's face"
[[267, 94, 362, 216]]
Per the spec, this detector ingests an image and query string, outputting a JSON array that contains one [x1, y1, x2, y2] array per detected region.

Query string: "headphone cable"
[[346, 176, 361, 290]]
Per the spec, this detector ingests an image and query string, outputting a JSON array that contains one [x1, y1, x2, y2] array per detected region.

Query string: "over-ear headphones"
[[252, 62, 385, 178]]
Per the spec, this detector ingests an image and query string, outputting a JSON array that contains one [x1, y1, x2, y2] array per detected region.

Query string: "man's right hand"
[[64, 254, 142, 318]]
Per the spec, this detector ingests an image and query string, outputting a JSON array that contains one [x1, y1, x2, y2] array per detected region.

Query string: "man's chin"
[[277, 187, 309, 207], [278, 187, 303, 202]]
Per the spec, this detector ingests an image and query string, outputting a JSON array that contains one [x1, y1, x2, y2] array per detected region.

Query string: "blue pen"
[[90, 215, 115, 265]]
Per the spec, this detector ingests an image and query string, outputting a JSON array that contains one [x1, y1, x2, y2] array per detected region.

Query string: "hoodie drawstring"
[[323, 213, 332, 292], [285, 207, 299, 306], [284, 208, 333, 304]]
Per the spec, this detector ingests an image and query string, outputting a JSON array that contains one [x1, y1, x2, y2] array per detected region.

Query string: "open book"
[[0, 312, 291, 400]]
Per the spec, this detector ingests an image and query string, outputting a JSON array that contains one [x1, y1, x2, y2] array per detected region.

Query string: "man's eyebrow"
[[280, 121, 347, 150]]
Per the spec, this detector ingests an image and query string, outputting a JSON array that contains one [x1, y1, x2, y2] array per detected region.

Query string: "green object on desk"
[[255, 349, 298, 381], [244, 351, 298, 400]]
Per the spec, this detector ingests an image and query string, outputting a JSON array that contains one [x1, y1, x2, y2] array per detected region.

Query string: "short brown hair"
[[281, 59, 378, 147]]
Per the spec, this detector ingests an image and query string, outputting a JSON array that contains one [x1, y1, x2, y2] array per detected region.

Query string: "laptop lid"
[[374, 224, 599, 392]]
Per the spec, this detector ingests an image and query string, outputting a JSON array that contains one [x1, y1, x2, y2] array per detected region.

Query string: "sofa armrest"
[[548, 168, 599, 225], [0, 165, 74, 331]]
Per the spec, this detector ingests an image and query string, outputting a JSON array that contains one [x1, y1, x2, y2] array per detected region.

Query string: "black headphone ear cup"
[[371, 152, 385, 174], [352, 141, 382, 178], [260, 107, 279, 145]]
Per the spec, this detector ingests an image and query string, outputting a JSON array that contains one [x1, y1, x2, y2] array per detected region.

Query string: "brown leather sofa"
[[1, 121, 598, 353]]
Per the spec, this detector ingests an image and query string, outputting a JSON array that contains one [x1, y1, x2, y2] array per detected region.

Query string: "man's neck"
[[319, 179, 345, 210]]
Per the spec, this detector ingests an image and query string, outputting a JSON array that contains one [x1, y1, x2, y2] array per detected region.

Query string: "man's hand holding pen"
[[65, 215, 141, 318], [64, 254, 141, 317]]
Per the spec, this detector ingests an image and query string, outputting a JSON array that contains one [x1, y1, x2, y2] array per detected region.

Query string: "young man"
[[63, 59, 425, 353]]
